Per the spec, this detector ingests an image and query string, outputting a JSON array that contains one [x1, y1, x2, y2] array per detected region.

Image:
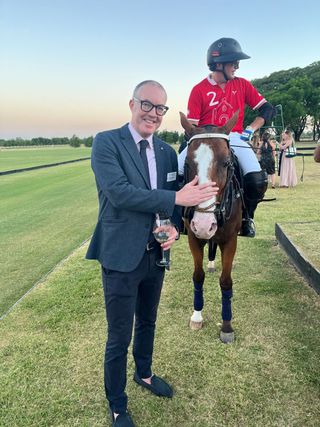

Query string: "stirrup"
[[239, 218, 256, 238]]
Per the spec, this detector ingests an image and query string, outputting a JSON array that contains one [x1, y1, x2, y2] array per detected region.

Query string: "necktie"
[[139, 139, 151, 186]]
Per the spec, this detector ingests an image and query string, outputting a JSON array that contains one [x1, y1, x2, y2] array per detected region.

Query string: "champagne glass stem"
[[161, 249, 167, 263]]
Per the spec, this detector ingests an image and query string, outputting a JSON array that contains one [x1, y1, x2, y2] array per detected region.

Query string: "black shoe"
[[239, 218, 256, 238], [133, 372, 173, 398], [109, 409, 135, 427]]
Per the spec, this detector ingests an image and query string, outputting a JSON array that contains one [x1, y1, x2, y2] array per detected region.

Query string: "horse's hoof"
[[189, 320, 203, 330], [220, 331, 235, 344]]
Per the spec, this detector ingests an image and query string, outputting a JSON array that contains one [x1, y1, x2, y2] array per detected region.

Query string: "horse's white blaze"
[[194, 144, 216, 209], [191, 310, 203, 322]]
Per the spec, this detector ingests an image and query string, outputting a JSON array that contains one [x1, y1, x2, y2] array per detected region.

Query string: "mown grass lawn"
[[0, 154, 319, 426], [280, 221, 320, 271], [0, 161, 97, 316], [0, 146, 91, 171]]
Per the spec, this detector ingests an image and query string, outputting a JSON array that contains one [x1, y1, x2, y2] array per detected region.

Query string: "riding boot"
[[239, 171, 268, 238]]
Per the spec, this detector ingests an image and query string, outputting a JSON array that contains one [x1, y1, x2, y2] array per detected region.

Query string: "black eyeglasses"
[[133, 97, 169, 116]]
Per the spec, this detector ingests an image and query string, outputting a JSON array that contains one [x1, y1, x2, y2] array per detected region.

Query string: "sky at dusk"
[[1, 0, 319, 139]]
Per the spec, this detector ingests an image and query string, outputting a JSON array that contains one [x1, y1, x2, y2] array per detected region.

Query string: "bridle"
[[187, 132, 240, 225]]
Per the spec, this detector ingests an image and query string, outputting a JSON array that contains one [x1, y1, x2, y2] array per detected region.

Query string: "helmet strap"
[[210, 63, 230, 82], [221, 64, 230, 82]]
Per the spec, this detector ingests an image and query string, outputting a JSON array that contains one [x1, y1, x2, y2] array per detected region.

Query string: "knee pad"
[[243, 170, 268, 202]]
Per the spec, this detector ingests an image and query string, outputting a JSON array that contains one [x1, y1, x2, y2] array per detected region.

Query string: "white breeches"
[[178, 132, 261, 176]]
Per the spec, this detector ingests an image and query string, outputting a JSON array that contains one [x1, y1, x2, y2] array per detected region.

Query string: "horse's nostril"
[[191, 220, 196, 231]]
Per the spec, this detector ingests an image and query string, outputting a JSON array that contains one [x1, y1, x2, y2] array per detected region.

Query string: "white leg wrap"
[[191, 310, 203, 323]]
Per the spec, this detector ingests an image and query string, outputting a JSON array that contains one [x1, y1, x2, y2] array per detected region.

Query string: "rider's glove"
[[240, 126, 254, 143]]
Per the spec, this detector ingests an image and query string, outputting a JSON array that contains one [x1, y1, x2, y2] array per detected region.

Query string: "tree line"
[[245, 61, 320, 141], [0, 135, 94, 148], [0, 132, 184, 148], [2, 61, 319, 147]]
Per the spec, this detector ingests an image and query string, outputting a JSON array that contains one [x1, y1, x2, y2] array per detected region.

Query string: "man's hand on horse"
[[175, 176, 219, 207]]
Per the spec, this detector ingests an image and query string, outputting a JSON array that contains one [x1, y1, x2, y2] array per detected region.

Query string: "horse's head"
[[180, 111, 239, 239]]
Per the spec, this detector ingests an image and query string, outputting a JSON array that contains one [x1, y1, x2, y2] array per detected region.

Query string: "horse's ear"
[[180, 112, 194, 136], [222, 110, 239, 134]]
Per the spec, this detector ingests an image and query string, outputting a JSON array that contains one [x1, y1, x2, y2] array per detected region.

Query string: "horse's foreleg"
[[219, 236, 237, 343], [188, 233, 205, 330], [190, 274, 205, 329]]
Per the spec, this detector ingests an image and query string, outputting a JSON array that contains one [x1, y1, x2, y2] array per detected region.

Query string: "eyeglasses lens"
[[140, 100, 168, 116], [141, 101, 153, 112]]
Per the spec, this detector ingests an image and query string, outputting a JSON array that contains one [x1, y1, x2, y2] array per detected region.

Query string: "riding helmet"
[[207, 38, 250, 71]]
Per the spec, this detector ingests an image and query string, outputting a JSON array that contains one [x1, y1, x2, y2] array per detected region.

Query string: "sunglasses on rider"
[[228, 61, 239, 69]]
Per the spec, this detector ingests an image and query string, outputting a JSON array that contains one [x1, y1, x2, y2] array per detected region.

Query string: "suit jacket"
[[86, 123, 181, 272]]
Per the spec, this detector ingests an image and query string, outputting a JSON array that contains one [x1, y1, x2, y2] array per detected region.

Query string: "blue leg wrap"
[[221, 289, 233, 321], [193, 279, 204, 311]]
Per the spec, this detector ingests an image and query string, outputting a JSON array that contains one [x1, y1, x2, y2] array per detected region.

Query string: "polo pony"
[[180, 111, 242, 343]]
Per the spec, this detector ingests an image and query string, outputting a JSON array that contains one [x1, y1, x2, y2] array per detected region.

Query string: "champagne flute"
[[153, 214, 172, 268]]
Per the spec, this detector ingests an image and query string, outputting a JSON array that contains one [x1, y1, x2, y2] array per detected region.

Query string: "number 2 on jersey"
[[207, 91, 219, 107]]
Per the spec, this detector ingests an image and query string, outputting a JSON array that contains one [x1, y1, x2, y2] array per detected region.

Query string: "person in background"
[[259, 131, 276, 188], [178, 37, 276, 237], [278, 129, 297, 187], [314, 144, 320, 162], [251, 131, 261, 162], [86, 80, 219, 427]]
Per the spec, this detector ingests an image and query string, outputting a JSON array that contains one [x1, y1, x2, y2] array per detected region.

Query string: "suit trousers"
[[101, 245, 165, 414]]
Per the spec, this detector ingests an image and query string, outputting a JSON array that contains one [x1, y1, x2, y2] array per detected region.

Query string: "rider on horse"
[[178, 37, 276, 237]]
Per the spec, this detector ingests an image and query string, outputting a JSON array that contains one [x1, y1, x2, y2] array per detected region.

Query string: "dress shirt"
[[128, 123, 157, 189]]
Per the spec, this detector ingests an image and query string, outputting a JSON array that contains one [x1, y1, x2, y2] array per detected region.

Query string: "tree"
[[83, 136, 93, 147], [69, 135, 81, 147], [244, 62, 320, 140]]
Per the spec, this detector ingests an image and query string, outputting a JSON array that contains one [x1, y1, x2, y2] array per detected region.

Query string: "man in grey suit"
[[86, 80, 218, 427]]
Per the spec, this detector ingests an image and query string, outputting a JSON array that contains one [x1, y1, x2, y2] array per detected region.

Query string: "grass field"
[[0, 152, 319, 426], [0, 160, 97, 316], [280, 222, 320, 271], [0, 146, 91, 171]]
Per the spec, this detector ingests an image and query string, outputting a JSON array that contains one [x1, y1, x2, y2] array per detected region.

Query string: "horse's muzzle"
[[190, 212, 218, 239]]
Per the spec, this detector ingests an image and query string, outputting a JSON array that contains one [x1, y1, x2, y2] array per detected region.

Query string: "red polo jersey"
[[187, 75, 266, 133]]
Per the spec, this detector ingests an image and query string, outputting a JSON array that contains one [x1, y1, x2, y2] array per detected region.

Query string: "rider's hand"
[[240, 126, 254, 143]]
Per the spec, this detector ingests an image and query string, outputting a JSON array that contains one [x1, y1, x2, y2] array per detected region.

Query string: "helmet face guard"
[[207, 38, 250, 71]]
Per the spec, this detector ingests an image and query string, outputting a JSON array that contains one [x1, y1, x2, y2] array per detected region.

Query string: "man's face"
[[129, 84, 167, 138], [217, 61, 239, 81]]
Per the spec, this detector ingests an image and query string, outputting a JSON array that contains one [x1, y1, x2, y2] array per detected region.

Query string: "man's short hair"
[[133, 80, 167, 99]]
